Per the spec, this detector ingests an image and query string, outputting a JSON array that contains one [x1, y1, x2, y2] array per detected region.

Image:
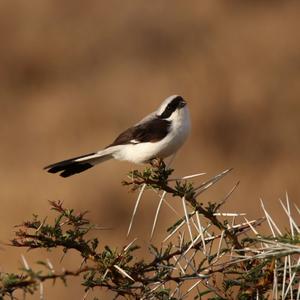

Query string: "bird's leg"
[[150, 157, 165, 168]]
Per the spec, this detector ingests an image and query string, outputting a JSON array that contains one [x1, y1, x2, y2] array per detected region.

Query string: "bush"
[[1, 162, 299, 299]]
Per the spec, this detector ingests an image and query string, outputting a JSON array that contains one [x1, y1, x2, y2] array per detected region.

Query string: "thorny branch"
[[1, 162, 299, 299]]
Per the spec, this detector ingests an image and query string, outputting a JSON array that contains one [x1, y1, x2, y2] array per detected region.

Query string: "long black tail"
[[44, 151, 112, 177]]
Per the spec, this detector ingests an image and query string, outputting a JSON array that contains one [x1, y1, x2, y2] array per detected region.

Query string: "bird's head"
[[156, 95, 188, 121]]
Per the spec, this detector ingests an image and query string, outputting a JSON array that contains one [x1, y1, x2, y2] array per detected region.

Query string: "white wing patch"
[[130, 139, 140, 144]]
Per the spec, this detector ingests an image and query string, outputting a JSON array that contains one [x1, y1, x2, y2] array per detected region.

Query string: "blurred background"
[[0, 1, 300, 299]]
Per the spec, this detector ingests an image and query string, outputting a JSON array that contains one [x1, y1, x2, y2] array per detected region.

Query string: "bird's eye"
[[168, 103, 176, 111]]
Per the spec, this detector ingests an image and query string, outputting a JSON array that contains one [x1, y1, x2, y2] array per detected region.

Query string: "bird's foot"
[[150, 158, 165, 169]]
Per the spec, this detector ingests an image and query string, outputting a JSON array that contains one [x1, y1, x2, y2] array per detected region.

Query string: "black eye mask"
[[159, 96, 185, 119]]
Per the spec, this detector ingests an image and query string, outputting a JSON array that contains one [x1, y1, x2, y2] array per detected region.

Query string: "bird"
[[44, 95, 191, 177]]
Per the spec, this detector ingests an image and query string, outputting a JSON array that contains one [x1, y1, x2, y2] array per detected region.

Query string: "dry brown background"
[[1, 1, 300, 299]]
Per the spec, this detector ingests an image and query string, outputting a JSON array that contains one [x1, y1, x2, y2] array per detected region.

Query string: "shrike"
[[44, 95, 191, 177]]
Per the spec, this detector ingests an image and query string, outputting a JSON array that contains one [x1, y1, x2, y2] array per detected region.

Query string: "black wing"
[[107, 118, 171, 147]]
